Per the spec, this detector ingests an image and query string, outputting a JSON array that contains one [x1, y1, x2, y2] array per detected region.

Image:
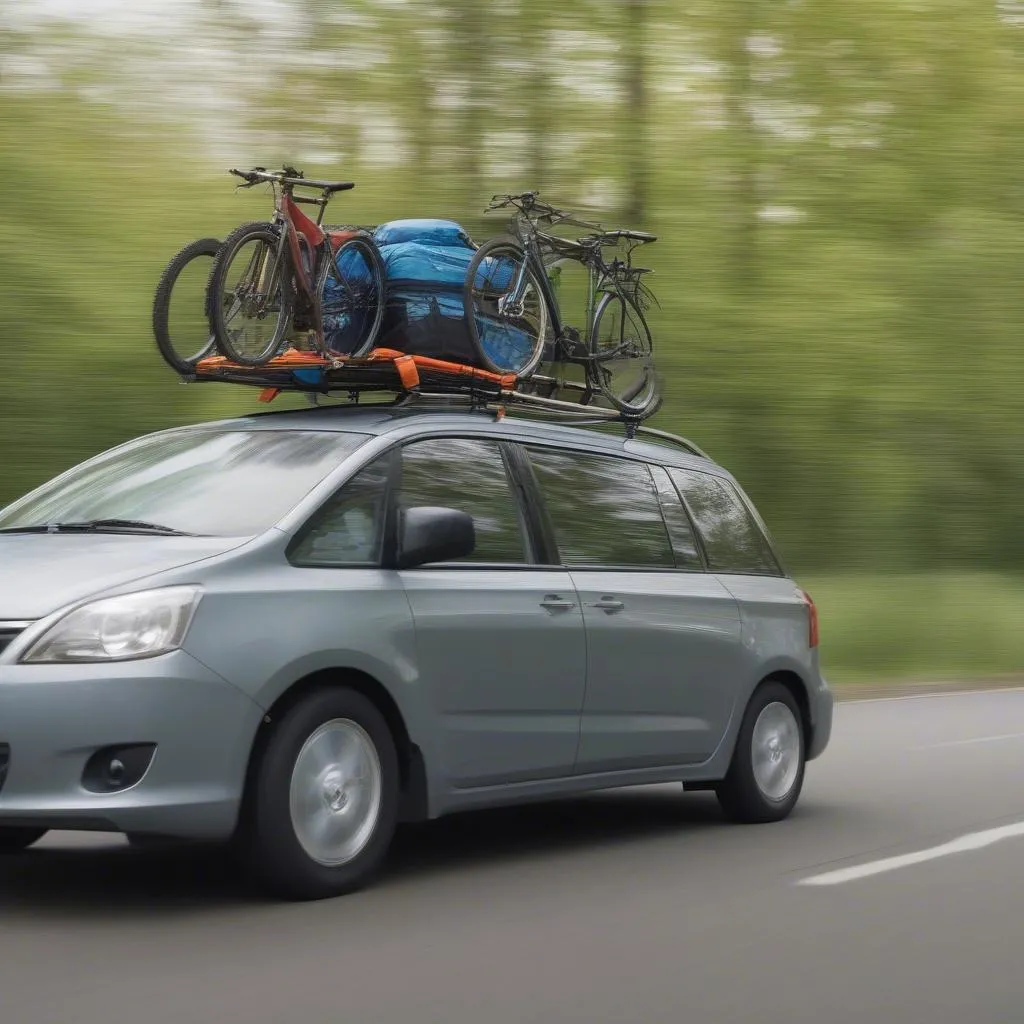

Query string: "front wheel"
[[240, 687, 399, 900], [208, 221, 292, 366], [463, 236, 549, 377], [587, 290, 658, 416], [715, 682, 806, 823], [152, 237, 221, 375], [0, 827, 46, 854]]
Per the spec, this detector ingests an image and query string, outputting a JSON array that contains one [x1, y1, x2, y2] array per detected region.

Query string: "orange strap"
[[395, 355, 421, 389]]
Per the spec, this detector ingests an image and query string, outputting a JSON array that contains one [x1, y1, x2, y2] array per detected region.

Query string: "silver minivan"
[[0, 405, 832, 899]]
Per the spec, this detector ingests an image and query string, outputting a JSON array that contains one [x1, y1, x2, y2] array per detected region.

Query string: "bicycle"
[[462, 191, 659, 416], [152, 237, 222, 375], [207, 166, 386, 367]]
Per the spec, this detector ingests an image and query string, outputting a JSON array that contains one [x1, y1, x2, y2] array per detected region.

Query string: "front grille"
[[0, 623, 28, 657]]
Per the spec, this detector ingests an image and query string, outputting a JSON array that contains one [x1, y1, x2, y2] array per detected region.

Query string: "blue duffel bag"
[[371, 220, 536, 373]]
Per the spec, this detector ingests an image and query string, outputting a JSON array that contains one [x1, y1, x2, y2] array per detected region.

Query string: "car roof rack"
[[185, 350, 707, 453]]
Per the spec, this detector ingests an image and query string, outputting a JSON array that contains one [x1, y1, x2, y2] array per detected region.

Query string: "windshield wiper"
[[0, 519, 191, 536]]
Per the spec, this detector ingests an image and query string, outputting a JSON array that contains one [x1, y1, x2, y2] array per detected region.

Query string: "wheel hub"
[[322, 769, 350, 812], [288, 719, 383, 867], [751, 701, 801, 802]]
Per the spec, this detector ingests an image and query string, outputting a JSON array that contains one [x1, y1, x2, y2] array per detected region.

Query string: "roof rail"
[[631, 425, 709, 459]]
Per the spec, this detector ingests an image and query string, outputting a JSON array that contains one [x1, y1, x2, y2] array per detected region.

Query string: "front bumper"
[[0, 650, 263, 839]]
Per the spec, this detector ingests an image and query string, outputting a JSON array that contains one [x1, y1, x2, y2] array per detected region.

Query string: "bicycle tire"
[[152, 237, 221, 375], [208, 221, 292, 366], [463, 235, 548, 378], [587, 289, 659, 416], [317, 234, 386, 358]]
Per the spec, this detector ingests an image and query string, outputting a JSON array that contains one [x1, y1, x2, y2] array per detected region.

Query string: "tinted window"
[[290, 457, 389, 566], [649, 465, 704, 570], [398, 438, 528, 563], [0, 429, 368, 538], [527, 448, 674, 568], [668, 469, 780, 575]]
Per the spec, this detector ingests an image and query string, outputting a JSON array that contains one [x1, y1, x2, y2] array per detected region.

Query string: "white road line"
[[797, 822, 1024, 887], [911, 731, 1024, 751], [840, 686, 1024, 706]]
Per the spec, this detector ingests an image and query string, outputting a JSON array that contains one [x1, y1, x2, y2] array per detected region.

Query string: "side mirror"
[[395, 506, 475, 569]]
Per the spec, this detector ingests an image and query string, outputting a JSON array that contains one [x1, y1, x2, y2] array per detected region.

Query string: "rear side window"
[[398, 438, 529, 564], [649, 465, 704, 570], [668, 468, 780, 575], [526, 447, 674, 568]]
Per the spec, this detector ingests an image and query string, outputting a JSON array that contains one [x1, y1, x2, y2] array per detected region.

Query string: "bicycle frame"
[[257, 176, 360, 349], [504, 218, 634, 357]]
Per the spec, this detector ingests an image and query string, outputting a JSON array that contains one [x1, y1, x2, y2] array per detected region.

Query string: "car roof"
[[182, 402, 729, 477]]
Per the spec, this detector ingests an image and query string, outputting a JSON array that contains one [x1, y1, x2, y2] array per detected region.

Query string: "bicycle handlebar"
[[229, 167, 355, 194]]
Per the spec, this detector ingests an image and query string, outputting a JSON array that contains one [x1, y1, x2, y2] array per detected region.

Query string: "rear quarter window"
[[667, 468, 781, 576]]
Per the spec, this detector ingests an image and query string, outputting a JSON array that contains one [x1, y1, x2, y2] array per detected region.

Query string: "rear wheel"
[[587, 289, 658, 416], [464, 236, 549, 377], [318, 235, 386, 357], [716, 682, 805, 823], [240, 688, 399, 900], [0, 827, 46, 854], [208, 221, 292, 366], [152, 237, 221, 375]]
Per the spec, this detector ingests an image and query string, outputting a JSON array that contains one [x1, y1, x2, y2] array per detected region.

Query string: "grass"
[[799, 572, 1024, 686]]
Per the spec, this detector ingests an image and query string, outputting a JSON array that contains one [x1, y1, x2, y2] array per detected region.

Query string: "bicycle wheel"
[[463, 236, 549, 377], [208, 221, 292, 366], [318, 235, 386, 358], [587, 289, 658, 416], [152, 237, 221, 375]]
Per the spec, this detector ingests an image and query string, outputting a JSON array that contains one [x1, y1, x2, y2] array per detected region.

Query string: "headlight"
[[21, 586, 202, 664]]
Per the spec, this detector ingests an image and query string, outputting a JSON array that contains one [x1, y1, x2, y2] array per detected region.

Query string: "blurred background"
[[1, 0, 1021, 683]]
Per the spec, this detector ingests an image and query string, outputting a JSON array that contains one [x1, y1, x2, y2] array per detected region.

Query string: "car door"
[[522, 444, 746, 774], [394, 436, 587, 789]]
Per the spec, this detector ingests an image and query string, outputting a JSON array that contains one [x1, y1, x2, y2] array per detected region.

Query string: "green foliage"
[[0, 3, 1021, 678], [803, 573, 1024, 683]]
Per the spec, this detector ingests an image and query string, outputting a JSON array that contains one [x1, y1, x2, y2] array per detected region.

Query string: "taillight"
[[800, 589, 819, 648]]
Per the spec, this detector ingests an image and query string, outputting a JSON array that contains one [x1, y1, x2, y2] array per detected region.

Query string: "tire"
[[587, 289, 658, 416], [463, 235, 549, 377], [240, 687, 399, 900], [318, 235, 386, 358], [151, 237, 221, 375], [208, 221, 292, 366], [715, 682, 805, 824], [0, 827, 46, 854]]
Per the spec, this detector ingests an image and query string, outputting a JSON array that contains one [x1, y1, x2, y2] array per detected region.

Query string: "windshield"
[[0, 428, 370, 538]]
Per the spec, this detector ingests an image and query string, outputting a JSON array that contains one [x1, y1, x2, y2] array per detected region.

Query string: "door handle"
[[589, 596, 624, 613], [540, 595, 576, 612]]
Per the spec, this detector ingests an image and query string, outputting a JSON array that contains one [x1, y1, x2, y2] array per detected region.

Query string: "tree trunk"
[[457, 0, 487, 205], [524, 4, 550, 189], [622, 0, 648, 225], [722, 0, 759, 293]]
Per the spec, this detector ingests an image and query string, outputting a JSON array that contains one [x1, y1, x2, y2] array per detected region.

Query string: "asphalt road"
[[2, 689, 1024, 1024]]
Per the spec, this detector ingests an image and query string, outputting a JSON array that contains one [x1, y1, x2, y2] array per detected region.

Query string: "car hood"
[[0, 534, 246, 619]]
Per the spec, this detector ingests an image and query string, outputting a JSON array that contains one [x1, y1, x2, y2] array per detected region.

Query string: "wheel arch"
[[240, 667, 429, 827], [758, 669, 813, 753]]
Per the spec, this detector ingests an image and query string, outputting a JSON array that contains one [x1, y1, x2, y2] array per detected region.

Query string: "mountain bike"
[[152, 237, 222, 375], [462, 191, 659, 416], [207, 166, 386, 367]]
